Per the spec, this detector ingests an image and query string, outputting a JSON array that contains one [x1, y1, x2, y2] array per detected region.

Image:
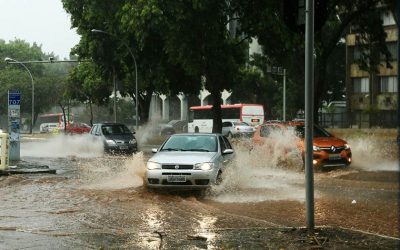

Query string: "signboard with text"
[[8, 90, 21, 142]]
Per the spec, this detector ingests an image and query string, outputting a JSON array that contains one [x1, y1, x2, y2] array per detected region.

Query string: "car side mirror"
[[151, 148, 158, 153], [222, 149, 234, 155]]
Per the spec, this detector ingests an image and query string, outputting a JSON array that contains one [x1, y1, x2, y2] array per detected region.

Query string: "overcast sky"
[[0, 0, 80, 59]]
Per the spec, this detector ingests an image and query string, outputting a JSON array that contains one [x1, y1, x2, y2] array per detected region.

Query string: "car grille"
[[162, 173, 191, 175], [320, 146, 345, 154], [162, 164, 193, 170], [161, 180, 192, 185], [321, 158, 348, 167]]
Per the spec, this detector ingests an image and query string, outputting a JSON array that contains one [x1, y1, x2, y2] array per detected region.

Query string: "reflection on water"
[[140, 205, 165, 249], [195, 215, 217, 249]]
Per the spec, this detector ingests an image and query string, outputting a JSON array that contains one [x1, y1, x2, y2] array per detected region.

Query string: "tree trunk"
[[89, 99, 94, 127], [140, 90, 152, 123], [59, 103, 67, 135], [211, 89, 222, 133]]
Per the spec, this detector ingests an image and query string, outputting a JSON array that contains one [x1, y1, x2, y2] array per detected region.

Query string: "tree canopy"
[[0, 39, 72, 130], [62, 0, 396, 128]]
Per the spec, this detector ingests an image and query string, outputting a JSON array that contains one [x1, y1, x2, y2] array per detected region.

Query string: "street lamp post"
[[91, 29, 139, 131], [5, 57, 34, 134]]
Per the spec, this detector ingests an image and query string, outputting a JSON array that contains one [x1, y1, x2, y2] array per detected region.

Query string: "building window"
[[381, 42, 397, 60], [387, 43, 397, 60], [380, 76, 398, 93], [381, 11, 395, 26], [354, 47, 361, 60], [353, 78, 369, 93]]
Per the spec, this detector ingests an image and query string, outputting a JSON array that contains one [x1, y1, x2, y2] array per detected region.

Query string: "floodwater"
[[0, 132, 398, 249]]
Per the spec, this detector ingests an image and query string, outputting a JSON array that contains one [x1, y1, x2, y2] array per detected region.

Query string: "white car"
[[146, 133, 234, 189], [221, 121, 255, 137]]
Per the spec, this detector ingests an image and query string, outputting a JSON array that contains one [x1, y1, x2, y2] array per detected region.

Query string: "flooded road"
[[0, 134, 398, 249]]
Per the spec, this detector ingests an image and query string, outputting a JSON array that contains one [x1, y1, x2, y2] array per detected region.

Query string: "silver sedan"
[[146, 133, 234, 189], [222, 121, 255, 137]]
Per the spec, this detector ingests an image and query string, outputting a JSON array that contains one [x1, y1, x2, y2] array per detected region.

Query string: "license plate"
[[167, 175, 186, 182], [251, 118, 260, 122], [329, 154, 341, 160], [119, 145, 128, 150]]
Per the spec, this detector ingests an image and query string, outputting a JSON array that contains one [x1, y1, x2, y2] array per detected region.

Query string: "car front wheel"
[[215, 171, 223, 185]]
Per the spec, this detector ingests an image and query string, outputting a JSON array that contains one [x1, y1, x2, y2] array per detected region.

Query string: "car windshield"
[[101, 124, 131, 135], [290, 125, 332, 138], [161, 135, 217, 152]]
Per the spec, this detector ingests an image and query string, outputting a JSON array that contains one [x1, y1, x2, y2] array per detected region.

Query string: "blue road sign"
[[8, 90, 21, 106]]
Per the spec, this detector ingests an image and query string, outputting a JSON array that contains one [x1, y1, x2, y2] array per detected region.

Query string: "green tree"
[[67, 62, 112, 126], [121, 0, 247, 132], [62, 0, 247, 132], [0, 39, 68, 130], [233, 0, 393, 122]]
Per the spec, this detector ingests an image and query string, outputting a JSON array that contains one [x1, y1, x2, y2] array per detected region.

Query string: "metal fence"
[[319, 111, 398, 128]]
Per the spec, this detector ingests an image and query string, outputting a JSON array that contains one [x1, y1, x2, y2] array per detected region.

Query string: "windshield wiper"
[[181, 149, 210, 152], [161, 148, 181, 151]]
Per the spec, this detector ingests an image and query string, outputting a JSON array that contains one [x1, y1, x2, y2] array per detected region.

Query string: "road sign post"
[[8, 90, 21, 161]]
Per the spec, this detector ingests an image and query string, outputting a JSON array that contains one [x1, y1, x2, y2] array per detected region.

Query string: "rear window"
[[289, 125, 332, 138], [233, 122, 249, 126], [242, 106, 263, 115]]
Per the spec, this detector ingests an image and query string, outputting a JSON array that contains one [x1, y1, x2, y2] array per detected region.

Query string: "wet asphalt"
[[0, 135, 398, 249]]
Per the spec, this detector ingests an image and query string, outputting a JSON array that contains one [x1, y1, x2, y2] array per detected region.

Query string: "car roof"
[[93, 122, 127, 126], [172, 133, 222, 136]]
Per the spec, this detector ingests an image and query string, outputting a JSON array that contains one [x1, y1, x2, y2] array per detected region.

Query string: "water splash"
[[209, 130, 305, 203], [78, 152, 146, 190], [348, 137, 398, 172], [21, 134, 103, 158]]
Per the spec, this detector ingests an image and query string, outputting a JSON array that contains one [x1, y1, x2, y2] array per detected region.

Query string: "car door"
[[218, 135, 234, 169]]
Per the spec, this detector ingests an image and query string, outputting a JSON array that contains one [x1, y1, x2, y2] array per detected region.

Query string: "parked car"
[[89, 123, 138, 154], [221, 121, 255, 137], [253, 121, 352, 169], [146, 133, 234, 189], [65, 122, 91, 134]]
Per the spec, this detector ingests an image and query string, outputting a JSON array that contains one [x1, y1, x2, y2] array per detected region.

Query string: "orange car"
[[253, 121, 352, 169]]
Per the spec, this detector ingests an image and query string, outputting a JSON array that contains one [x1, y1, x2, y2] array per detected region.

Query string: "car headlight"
[[344, 143, 350, 150], [129, 138, 137, 144], [147, 161, 161, 170], [194, 162, 214, 171], [313, 145, 320, 151], [106, 139, 116, 145]]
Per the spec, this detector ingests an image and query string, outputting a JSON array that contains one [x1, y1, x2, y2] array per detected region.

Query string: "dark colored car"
[[89, 123, 138, 154], [156, 124, 176, 136]]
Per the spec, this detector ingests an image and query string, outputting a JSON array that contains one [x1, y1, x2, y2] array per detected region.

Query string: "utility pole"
[[305, 0, 315, 234], [283, 68, 286, 122]]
